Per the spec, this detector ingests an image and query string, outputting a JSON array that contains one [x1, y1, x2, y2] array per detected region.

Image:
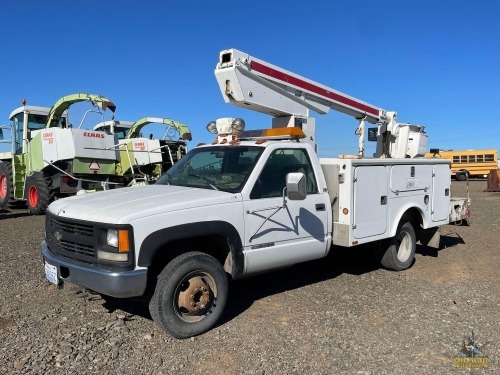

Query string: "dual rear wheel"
[[380, 221, 417, 271]]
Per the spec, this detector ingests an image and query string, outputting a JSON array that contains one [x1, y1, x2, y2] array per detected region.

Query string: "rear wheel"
[[26, 173, 53, 215], [381, 221, 416, 271], [0, 162, 14, 210], [149, 251, 229, 339], [456, 172, 468, 181]]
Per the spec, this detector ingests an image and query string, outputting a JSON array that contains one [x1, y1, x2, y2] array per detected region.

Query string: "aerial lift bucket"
[[485, 169, 500, 192]]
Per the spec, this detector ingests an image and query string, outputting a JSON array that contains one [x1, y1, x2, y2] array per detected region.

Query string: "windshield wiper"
[[188, 174, 218, 190]]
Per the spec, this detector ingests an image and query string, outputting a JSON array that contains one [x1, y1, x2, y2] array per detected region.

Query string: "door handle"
[[315, 203, 325, 211]]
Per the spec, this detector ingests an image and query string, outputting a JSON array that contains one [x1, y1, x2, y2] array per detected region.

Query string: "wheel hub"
[[0, 174, 6, 198], [397, 231, 411, 261], [28, 186, 38, 208], [178, 276, 211, 315]]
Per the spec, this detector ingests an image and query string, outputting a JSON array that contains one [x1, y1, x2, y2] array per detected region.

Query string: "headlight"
[[107, 229, 118, 247], [98, 228, 132, 262], [106, 228, 130, 252]]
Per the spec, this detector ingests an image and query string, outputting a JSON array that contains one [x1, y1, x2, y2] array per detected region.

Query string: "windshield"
[[28, 114, 48, 131], [157, 145, 263, 192], [97, 125, 129, 139], [114, 126, 129, 140], [12, 113, 49, 154]]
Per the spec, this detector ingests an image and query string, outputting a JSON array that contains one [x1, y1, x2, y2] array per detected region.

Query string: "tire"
[[26, 173, 54, 215], [149, 251, 229, 339], [456, 172, 467, 182], [0, 162, 14, 210], [381, 221, 416, 271]]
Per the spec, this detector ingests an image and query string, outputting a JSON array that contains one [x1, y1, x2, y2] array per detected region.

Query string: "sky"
[[0, 0, 498, 157]]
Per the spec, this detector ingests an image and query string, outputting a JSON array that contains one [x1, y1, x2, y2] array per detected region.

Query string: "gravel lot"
[[0, 180, 498, 374]]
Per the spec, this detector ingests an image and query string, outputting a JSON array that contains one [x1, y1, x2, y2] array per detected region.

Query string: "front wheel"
[[381, 221, 416, 271], [26, 174, 53, 215], [149, 251, 229, 339]]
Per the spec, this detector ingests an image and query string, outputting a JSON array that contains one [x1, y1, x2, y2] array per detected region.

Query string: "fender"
[[390, 202, 426, 237], [137, 221, 244, 277]]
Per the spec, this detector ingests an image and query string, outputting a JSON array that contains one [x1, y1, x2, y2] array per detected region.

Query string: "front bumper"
[[41, 240, 147, 298]]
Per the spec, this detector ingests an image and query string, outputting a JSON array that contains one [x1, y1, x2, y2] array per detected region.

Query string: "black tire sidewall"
[[150, 251, 229, 339], [397, 222, 416, 267], [382, 221, 416, 271]]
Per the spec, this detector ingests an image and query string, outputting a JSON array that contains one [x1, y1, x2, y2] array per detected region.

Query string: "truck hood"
[[47, 185, 241, 224]]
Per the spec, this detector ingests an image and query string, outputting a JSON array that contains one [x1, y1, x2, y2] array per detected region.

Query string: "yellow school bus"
[[425, 149, 498, 181]]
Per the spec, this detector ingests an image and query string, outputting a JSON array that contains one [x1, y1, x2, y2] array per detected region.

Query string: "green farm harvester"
[[93, 117, 192, 185], [0, 93, 120, 214]]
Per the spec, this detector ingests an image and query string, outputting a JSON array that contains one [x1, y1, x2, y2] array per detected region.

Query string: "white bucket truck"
[[40, 49, 470, 338]]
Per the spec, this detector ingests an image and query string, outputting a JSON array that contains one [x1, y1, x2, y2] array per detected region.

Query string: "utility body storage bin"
[[320, 157, 451, 247]]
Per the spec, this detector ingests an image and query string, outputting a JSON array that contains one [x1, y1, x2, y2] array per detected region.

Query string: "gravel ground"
[[0, 180, 498, 375]]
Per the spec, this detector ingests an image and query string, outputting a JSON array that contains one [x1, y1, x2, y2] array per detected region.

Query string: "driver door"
[[242, 148, 329, 274]]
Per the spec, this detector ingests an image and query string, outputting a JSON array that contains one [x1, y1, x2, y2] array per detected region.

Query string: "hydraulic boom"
[[215, 48, 427, 158]]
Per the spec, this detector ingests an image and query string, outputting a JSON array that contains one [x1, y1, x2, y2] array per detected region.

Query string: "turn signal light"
[[118, 230, 130, 253]]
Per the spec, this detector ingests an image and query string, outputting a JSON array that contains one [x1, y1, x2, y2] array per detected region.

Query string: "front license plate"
[[44, 262, 59, 285]]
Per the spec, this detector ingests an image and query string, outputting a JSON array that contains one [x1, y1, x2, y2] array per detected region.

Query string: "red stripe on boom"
[[251, 61, 379, 117]]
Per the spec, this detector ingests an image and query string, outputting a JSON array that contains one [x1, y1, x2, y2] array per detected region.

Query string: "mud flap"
[[418, 227, 441, 249]]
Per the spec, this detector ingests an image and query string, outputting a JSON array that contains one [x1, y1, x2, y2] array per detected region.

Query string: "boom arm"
[[215, 48, 389, 124], [214, 48, 426, 158]]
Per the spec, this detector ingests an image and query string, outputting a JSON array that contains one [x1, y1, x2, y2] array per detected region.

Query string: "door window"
[[250, 148, 317, 199], [12, 114, 24, 154]]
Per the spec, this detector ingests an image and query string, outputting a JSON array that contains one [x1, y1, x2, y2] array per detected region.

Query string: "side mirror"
[[286, 172, 307, 200]]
